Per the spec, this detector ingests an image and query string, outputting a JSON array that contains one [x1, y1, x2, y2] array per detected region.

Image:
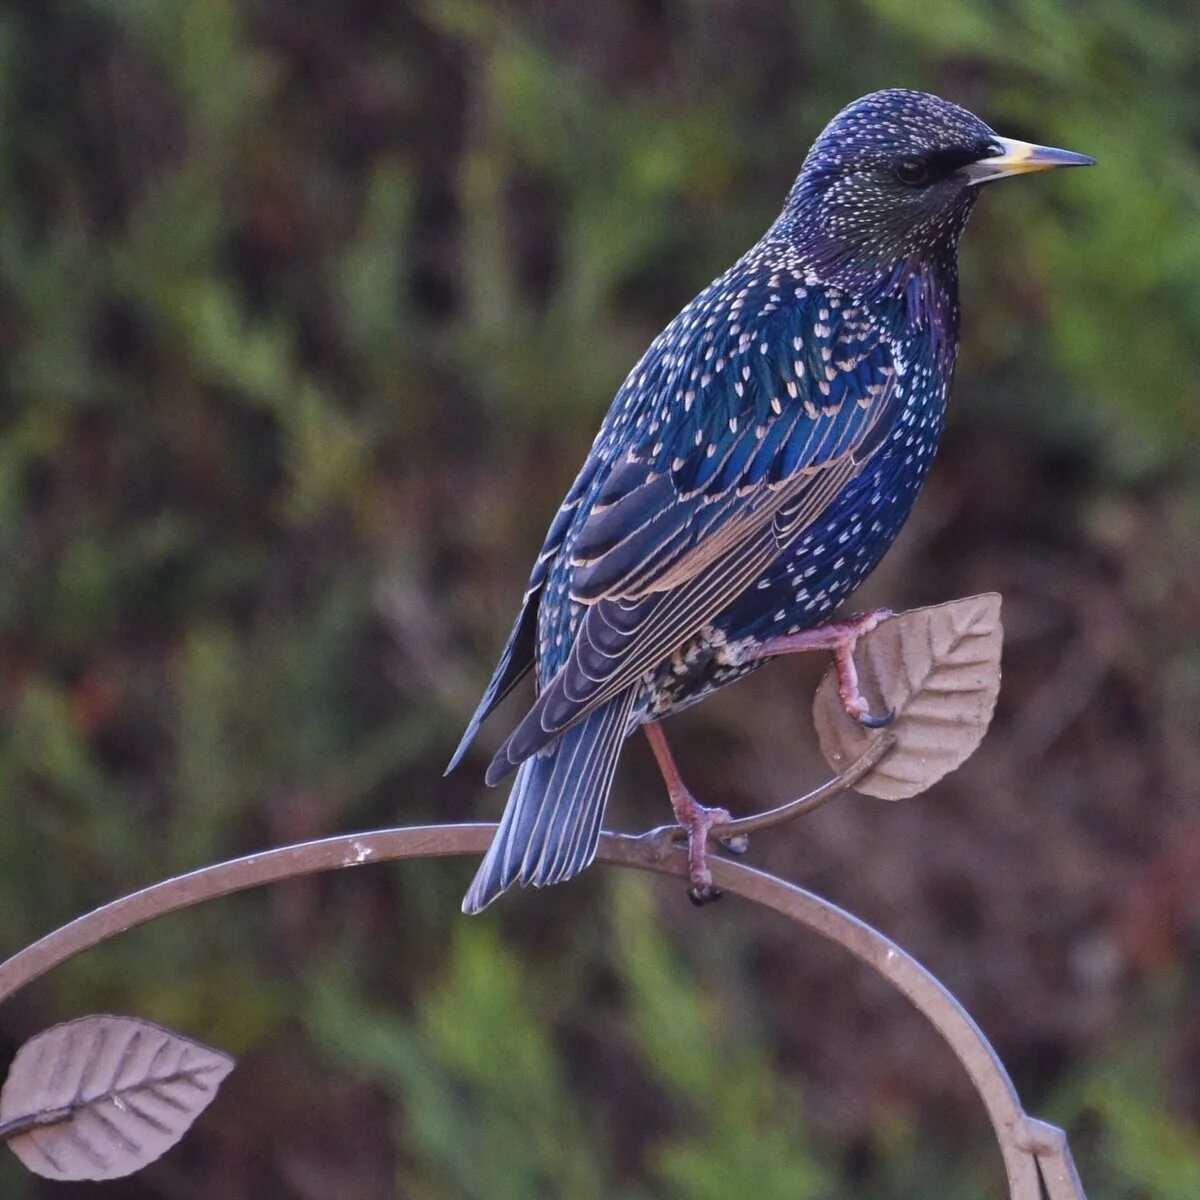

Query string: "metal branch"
[[633, 734, 895, 854], [0, 814, 1083, 1199], [1019, 1117, 1089, 1200], [715, 732, 895, 837]]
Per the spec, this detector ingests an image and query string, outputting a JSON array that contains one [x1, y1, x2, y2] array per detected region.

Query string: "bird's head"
[[783, 89, 1094, 296]]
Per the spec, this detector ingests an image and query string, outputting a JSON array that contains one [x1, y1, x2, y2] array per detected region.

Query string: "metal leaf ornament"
[[0, 1015, 234, 1182], [814, 594, 1003, 799]]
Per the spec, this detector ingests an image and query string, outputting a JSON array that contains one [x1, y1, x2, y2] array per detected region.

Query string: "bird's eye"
[[894, 157, 930, 186]]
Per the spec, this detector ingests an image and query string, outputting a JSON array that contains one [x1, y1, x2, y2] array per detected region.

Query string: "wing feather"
[[481, 280, 910, 784], [446, 452, 604, 772], [485, 456, 865, 783]]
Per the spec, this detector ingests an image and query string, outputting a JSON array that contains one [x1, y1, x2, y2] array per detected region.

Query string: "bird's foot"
[[669, 786, 733, 905], [643, 720, 743, 904], [746, 608, 894, 727], [828, 609, 895, 727]]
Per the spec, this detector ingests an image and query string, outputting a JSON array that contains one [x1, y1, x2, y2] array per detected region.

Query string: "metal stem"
[[714, 733, 895, 837], [0, 816, 1083, 1198]]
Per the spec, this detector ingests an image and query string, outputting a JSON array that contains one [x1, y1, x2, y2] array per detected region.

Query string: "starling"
[[450, 89, 1093, 912]]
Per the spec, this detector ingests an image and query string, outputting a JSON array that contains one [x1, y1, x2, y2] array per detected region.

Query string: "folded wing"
[[487, 288, 906, 784]]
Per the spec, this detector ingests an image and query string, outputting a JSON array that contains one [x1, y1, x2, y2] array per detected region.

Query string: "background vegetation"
[[0, 0, 1197, 1195]]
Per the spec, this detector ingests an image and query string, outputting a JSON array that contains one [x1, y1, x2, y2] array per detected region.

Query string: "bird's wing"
[[446, 453, 606, 772], [487, 287, 906, 784]]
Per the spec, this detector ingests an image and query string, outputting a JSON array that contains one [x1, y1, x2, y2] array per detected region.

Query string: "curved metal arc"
[[714, 733, 895, 837], [0, 825, 492, 1003], [0, 823, 1067, 1199], [680, 848, 1042, 1198]]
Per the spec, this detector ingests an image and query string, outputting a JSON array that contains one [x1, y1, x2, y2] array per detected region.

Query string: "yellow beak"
[[964, 136, 1096, 185]]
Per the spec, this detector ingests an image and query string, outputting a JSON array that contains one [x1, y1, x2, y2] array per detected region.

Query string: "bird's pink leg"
[[743, 608, 894, 727], [644, 721, 732, 905]]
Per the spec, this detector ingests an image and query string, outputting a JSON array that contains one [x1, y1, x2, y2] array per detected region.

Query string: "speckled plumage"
[[451, 89, 1093, 912]]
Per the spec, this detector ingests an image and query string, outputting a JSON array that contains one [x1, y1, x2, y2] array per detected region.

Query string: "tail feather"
[[462, 689, 636, 914]]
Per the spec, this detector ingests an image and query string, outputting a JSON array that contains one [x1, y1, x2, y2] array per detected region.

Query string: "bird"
[[448, 89, 1093, 913]]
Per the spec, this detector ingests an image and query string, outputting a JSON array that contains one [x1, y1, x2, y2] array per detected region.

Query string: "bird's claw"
[[856, 706, 894, 729], [833, 610, 894, 729], [643, 725, 741, 906], [841, 690, 894, 728], [666, 795, 732, 907], [743, 608, 893, 730]]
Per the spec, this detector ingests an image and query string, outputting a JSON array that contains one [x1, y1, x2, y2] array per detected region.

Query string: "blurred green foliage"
[[307, 880, 836, 1199], [0, 0, 1196, 1196]]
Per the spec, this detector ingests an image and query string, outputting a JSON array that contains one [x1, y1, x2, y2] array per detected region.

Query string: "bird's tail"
[[462, 688, 636, 914]]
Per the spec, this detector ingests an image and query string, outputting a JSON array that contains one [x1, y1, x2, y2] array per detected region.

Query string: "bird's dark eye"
[[894, 157, 930, 186]]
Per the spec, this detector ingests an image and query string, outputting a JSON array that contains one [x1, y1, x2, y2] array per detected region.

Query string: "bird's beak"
[[963, 136, 1096, 186]]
